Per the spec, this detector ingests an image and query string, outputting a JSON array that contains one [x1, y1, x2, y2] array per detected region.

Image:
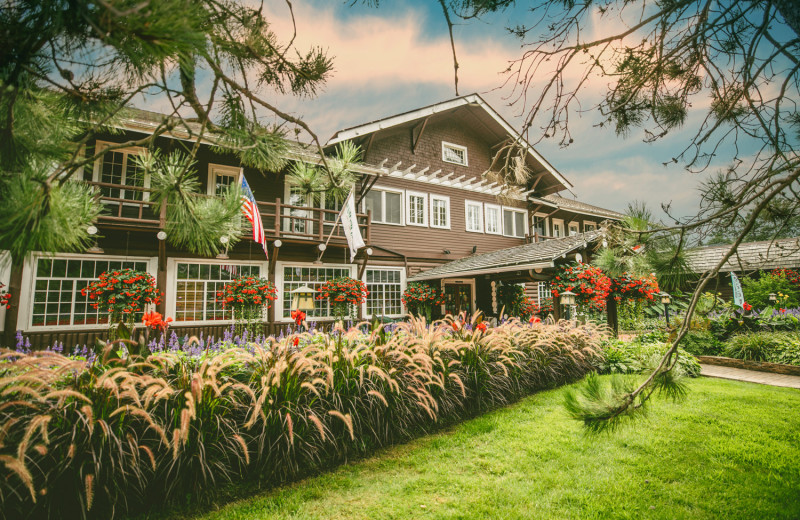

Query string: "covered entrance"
[[443, 279, 474, 316]]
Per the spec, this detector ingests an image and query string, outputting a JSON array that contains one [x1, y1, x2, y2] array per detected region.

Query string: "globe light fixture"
[[87, 225, 98, 235], [156, 231, 167, 241]]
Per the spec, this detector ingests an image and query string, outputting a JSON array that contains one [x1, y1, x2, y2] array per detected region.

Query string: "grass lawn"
[[170, 377, 800, 520]]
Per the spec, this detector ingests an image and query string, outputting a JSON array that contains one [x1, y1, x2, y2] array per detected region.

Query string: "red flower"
[[742, 302, 752, 311], [529, 316, 541, 324], [476, 322, 487, 332], [292, 337, 299, 347], [291, 309, 306, 327]]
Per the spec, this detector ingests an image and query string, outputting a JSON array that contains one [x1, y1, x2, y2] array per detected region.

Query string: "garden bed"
[[697, 355, 800, 376]]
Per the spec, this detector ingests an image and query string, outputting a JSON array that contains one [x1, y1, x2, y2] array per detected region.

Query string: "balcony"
[[90, 181, 371, 245]]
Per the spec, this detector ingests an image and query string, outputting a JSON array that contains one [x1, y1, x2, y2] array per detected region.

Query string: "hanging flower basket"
[[402, 282, 444, 321], [82, 269, 162, 339], [217, 276, 277, 337], [316, 277, 368, 320]]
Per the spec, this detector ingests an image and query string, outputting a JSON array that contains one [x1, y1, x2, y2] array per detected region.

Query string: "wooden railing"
[[89, 182, 371, 244]]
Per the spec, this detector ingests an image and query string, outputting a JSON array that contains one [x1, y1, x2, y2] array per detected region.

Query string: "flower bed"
[[0, 317, 604, 519]]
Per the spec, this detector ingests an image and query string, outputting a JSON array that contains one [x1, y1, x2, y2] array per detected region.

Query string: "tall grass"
[[0, 317, 605, 519]]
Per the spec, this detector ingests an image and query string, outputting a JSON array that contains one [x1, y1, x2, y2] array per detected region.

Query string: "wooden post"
[[274, 198, 281, 237], [267, 241, 280, 326], [3, 258, 24, 346], [317, 209, 324, 241], [606, 295, 618, 337], [156, 202, 168, 315], [552, 294, 561, 322], [365, 209, 371, 244]]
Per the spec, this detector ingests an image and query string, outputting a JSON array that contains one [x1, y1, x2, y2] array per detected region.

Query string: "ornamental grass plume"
[[0, 315, 605, 519]]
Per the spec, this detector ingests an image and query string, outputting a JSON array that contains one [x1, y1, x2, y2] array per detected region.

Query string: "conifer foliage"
[[0, 0, 333, 260]]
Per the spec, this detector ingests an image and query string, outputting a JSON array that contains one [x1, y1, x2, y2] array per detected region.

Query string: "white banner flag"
[[730, 272, 744, 308], [340, 189, 365, 262]]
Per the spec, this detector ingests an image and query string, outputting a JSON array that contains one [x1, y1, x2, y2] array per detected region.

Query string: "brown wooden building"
[[1, 94, 622, 348]]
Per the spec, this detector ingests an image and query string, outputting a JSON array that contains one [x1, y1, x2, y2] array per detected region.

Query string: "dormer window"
[[442, 142, 468, 166]]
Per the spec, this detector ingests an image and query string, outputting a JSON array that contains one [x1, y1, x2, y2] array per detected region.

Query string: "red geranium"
[[82, 269, 161, 321], [316, 277, 368, 319], [0, 282, 11, 309], [216, 276, 277, 310]]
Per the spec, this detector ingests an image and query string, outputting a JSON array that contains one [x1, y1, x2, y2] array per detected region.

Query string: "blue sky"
[[162, 1, 767, 220]]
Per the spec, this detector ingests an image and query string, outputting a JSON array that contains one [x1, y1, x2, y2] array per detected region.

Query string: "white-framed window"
[[364, 187, 403, 225], [552, 219, 565, 238], [277, 263, 354, 320], [322, 191, 343, 223], [584, 221, 597, 232], [465, 200, 483, 233], [485, 204, 501, 235], [283, 184, 313, 234], [430, 195, 450, 229], [93, 141, 149, 216], [406, 191, 428, 227], [503, 207, 527, 238], [532, 214, 548, 238], [168, 260, 264, 323], [208, 164, 241, 196], [20, 254, 155, 331], [568, 223, 580, 236], [537, 282, 551, 304], [442, 141, 468, 166], [363, 267, 405, 317]]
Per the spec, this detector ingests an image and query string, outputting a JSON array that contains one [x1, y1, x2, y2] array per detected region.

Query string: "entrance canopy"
[[408, 231, 603, 282]]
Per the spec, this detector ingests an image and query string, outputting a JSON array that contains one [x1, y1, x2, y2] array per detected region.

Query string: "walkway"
[[700, 364, 800, 389]]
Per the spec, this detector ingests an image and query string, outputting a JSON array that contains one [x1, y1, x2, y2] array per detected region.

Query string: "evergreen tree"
[[0, 0, 334, 261]]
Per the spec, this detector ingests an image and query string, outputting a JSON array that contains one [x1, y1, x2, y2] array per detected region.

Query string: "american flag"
[[240, 174, 268, 259]]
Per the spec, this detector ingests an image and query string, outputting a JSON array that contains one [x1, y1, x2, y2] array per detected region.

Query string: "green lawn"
[[171, 377, 800, 520]]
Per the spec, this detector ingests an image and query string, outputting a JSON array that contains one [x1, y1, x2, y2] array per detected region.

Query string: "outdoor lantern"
[[561, 290, 576, 306], [660, 292, 671, 329], [769, 293, 777, 303], [291, 286, 316, 311], [156, 231, 167, 241]]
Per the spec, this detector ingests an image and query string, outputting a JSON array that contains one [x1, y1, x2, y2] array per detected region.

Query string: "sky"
[[147, 0, 765, 220]]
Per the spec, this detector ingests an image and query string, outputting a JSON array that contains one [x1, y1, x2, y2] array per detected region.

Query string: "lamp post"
[[290, 286, 316, 331], [561, 290, 576, 321], [660, 291, 672, 329]]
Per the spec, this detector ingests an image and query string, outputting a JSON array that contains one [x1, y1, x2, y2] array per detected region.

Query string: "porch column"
[[3, 257, 24, 346]]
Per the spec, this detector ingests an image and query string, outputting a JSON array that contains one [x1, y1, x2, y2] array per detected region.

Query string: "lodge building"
[[1, 94, 623, 348]]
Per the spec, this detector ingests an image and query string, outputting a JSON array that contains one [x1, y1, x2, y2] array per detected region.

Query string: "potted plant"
[[82, 269, 162, 341], [401, 282, 445, 322], [217, 275, 277, 338], [316, 276, 368, 321]]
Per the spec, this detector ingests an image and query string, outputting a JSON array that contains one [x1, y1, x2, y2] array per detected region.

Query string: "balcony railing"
[[89, 181, 370, 244]]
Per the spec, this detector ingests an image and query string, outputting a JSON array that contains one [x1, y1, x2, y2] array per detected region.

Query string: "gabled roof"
[[686, 236, 800, 273], [408, 231, 602, 281], [327, 93, 573, 196], [534, 194, 625, 220]]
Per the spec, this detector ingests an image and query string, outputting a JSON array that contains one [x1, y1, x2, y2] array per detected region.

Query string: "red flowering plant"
[[316, 276, 369, 320], [402, 282, 445, 321], [550, 262, 612, 311], [609, 272, 660, 303], [217, 276, 277, 336], [0, 282, 11, 309], [772, 268, 800, 289], [82, 269, 162, 339]]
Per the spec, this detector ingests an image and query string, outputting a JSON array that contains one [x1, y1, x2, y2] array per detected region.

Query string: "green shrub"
[[679, 330, 724, 356], [742, 274, 800, 309], [597, 340, 700, 378], [724, 331, 800, 365], [0, 317, 605, 519]]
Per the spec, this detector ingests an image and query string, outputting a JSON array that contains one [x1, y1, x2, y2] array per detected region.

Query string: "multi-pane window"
[[569, 223, 580, 236], [281, 265, 352, 319], [285, 186, 311, 234], [96, 144, 145, 201], [584, 222, 597, 232], [323, 192, 343, 223], [442, 142, 468, 166], [209, 164, 240, 196], [430, 195, 450, 229], [532, 215, 547, 237], [503, 208, 527, 238], [537, 282, 551, 304], [552, 220, 564, 238], [465, 201, 483, 232], [406, 191, 427, 226], [485, 204, 501, 234], [364, 189, 402, 224], [174, 262, 261, 322], [31, 257, 149, 327], [364, 268, 403, 317]]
